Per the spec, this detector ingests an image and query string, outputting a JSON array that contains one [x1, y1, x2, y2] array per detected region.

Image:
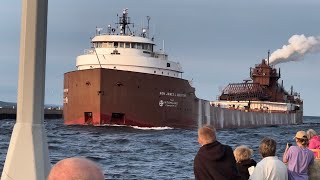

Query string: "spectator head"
[[198, 126, 216, 146], [295, 130, 308, 147], [259, 137, 277, 158], [306, 129, 317, 140], [47, 157, 105, 180], [233, 145, 253, 163]]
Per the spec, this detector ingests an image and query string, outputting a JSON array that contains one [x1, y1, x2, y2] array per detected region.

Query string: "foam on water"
[[130, 126, 174, 130], [97, 124, 174, 130]]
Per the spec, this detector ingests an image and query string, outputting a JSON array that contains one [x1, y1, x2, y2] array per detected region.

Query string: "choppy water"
[[1, 116, 320, 179]]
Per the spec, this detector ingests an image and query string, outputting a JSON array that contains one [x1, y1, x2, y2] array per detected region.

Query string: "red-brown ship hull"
[[63, 68, 303, 129], [63, 68, 198, 128]]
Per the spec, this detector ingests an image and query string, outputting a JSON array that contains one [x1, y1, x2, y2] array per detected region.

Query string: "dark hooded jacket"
[[194, 141, 241, 180], [236, 159, 256, 180]]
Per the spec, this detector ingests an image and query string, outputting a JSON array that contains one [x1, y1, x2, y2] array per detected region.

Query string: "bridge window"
[[131, 43, 136, 48], [125, 42, 130, 48], [114, 42, 118, 48], [107, 42, 113, 48], [142, 44, 148, 50], [102, 43, 108, 48], [167, 63, 170, 67], [119, 42, 124, 48], [137, 43, 142, 49], [94, 42, 103, 48]]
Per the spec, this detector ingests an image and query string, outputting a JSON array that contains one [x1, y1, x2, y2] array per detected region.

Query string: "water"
[[1, 116, 320, 179]]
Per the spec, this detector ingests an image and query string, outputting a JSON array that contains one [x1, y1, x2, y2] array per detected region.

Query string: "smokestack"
[[269, 34, 320, 65], [279, 68, 281, 78]]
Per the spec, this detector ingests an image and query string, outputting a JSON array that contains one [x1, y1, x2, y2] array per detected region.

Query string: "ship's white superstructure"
[[76, 9, 183, 78]]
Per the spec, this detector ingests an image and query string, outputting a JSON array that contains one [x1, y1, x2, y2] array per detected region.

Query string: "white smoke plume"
[[269, 34, 320, 65]]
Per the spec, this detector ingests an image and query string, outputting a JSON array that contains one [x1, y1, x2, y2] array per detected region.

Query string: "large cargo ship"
[[63, 9, 303, 129]]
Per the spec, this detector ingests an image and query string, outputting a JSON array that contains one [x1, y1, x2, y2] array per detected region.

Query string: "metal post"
[[1, 0, 50, 179]]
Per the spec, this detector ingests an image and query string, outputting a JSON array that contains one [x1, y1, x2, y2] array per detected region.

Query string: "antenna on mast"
[[96, 27, 103, 35], [116, 8, 132, 35], [162, 40, 165, 53], [147, 16, 151, 38], [107, 24, 112, 34], [267, 50, 270, 65]]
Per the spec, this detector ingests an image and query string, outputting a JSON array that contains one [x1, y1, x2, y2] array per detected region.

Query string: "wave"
[[97, 124, 174, 130], [130, 126, 174, 130]]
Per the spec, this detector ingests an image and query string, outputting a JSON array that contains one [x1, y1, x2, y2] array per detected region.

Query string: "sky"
[[0, 0, 320, 116]]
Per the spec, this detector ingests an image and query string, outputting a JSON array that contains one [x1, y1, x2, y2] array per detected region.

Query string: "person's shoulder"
[[313, 136, 320, 143], [288, 145, 300, 152], [219, 142, 232, 149], [251, 159, 264, 172], [250, 159, 257, 166], [306, 148, 316, 156], [222, 143, 234, 154], [275, 157, 286, 165]]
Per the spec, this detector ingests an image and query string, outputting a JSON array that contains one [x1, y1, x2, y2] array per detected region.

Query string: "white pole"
[[1, 0, 50, 179]]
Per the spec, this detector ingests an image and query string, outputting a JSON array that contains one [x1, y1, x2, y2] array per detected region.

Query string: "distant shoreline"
[[0, 107, 63, 120]]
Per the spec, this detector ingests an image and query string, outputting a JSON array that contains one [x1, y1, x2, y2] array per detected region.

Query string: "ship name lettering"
[[159, 92, 186, 98], [176, 93, 186, 97], [166, 92, 176, 96]]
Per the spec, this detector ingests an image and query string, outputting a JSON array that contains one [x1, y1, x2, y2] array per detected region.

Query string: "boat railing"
[[84, 49, 95, 55], [151, 52, 168, 60], [211, 104, 297, 114]]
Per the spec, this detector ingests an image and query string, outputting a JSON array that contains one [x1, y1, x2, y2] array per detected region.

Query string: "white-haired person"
[[234, 145, 257, 180], [306, 129, 320, 157], [283, 131, 314, 180], [250, 137, 287, 180]]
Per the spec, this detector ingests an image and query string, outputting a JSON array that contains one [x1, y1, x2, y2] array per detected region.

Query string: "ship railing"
[[151, 52, 168, 60], [210, 105, 296, 114], [84, 49, 95, 55], [251, 71, 279, 77]]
